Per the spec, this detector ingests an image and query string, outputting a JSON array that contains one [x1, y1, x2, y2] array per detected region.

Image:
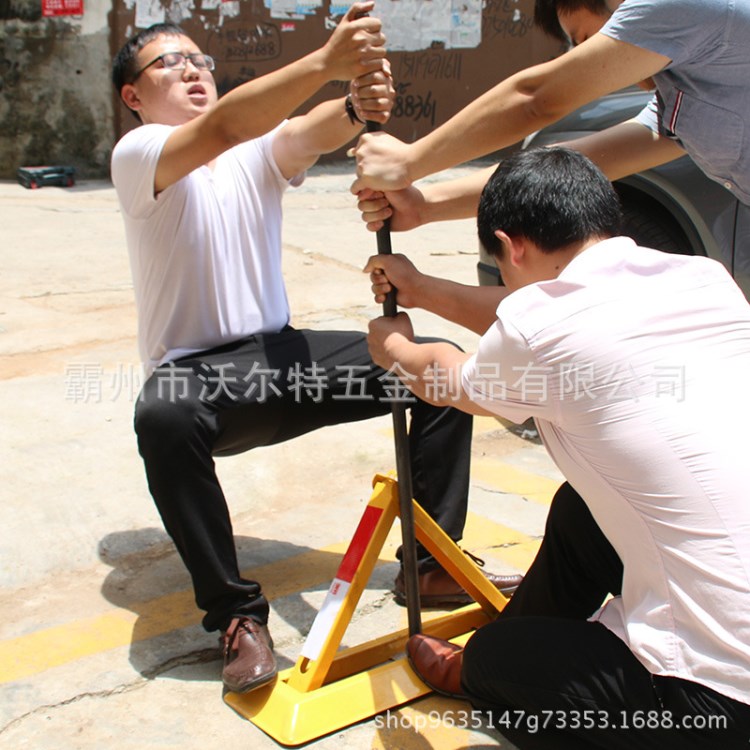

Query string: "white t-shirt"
[[462, 237, 750, 705], [111, 123, 301, 374]]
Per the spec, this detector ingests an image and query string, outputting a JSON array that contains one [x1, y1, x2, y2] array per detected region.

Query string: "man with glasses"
[[131, 50, 216, 77], [110, 4, 520, 696]]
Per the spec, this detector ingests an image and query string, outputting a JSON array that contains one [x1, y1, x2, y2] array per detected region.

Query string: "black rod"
[[366, 118, 421, 636]]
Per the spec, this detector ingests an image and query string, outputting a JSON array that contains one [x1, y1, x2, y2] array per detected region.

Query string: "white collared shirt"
[[462, 237, 750, 705]]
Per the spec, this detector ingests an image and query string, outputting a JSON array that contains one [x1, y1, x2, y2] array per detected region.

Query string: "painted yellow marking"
[[1, 543, 352, 684], [1, 459, 552, 685], [461, 512, 540, 573], [473, 415, 508, 434], [472, 459, 560, 506]]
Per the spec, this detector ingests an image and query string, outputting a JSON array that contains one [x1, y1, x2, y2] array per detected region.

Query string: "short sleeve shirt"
[[462, 238, 750, 706], [600, 0, 750, 204], [111, 123, 299, 374]]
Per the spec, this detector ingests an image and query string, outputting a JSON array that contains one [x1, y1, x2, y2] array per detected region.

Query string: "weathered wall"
[[0, 0, 562, 180], [0, 1, 115, 178]]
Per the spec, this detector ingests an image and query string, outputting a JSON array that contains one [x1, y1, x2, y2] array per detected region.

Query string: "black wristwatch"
[[345, 93, 364, 125]]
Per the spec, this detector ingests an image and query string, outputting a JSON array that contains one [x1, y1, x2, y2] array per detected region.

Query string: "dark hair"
[[477, 147, 621, 257], [111, 22, 186, 95], [534, 0, 609, 42]]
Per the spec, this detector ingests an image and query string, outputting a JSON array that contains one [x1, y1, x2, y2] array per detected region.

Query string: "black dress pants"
[[134, 328, 472, 631], [461, 483, 750, 748]]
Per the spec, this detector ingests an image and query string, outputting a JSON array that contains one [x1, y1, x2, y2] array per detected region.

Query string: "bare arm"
[[566, 119, 686, 180], [364, 253, 508, 335], [417, 166, 496, 223], [357, 121, 685, 232], [272, 67, 394, 179], [367, 313, 494, 415], [355, 166, 495, 232], [156, 2, 384, 192], [353, 33, 671, 191]]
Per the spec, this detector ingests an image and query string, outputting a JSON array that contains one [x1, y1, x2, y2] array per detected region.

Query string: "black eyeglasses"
[[131, 51, 215, 82]]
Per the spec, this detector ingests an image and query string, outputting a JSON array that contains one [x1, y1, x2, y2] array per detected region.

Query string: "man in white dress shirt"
[[365, 146, 750, 748]]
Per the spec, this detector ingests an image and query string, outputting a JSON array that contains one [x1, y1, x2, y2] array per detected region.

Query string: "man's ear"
[[494, 229, 525, 267], [120, 84, 142, 115]]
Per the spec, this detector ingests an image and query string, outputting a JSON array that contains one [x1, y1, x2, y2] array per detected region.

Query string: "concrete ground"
[[0, 163, 563, 750]]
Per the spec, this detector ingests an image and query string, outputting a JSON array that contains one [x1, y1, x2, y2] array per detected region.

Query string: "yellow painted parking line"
[[0, 543, 352, 685], [473, 415, 509, 435], [472, 459, 560, 507], [463, 511, 533, 549], [462, 512, 541, 573], [1, 461, 550, 686]]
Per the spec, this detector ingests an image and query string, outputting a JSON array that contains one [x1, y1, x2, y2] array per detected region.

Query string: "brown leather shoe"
[[394, 556, 523, 607], [220, 617, 277, 694], [407, 634, 465, 698]]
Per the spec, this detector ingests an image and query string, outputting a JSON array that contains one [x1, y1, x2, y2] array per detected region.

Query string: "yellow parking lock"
[[224, 475, 508, 746]]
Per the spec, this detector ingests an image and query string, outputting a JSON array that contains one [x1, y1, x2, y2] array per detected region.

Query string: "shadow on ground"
[[97, 528, 394, 682]]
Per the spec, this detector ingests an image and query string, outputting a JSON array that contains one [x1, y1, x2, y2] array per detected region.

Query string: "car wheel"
[[617, 186, 693, 256]]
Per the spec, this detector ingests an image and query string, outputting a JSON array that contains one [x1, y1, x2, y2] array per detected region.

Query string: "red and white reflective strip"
[[301, 505, 384, 661], [668, 90, 684, 136]]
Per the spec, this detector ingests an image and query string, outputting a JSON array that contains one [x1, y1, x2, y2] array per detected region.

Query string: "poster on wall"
[[135, 0, 165, 28], [42, 0, 84, 16]]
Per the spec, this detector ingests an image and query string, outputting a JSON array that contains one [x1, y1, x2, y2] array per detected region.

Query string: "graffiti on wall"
[[483, 0, 534, 39], [207, 22, 281, 62], [398, 50, 462, 81], [393, 82, 436, 127]]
